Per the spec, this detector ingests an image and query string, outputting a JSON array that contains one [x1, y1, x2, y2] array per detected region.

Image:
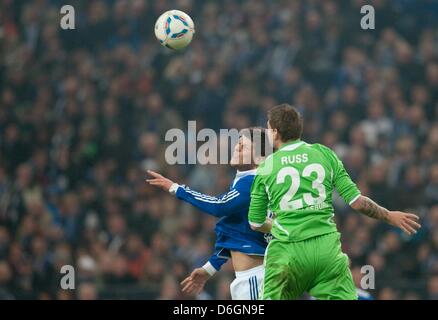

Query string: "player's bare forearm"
[[350, 196, 390, 222], [350, 195, 421, 235]]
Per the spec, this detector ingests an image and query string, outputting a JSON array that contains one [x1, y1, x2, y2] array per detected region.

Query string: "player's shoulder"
[[307, 142, 338, 159], [258, 152, 274, 166], [256, 153, 275, 177], [237, 173, 256, 185], [233, 172, 256, 190], [299, 142, 341, 169], [308, 142, 332, 153]]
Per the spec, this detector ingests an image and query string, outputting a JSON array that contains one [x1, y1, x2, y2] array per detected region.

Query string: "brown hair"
[[267, 104, 303, 142]]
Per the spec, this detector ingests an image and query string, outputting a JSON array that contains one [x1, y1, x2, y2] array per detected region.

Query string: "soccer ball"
[[154, 10, 195, 50]]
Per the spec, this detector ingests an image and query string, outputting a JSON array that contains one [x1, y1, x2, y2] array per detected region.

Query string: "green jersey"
[[248, 139, 361, 242]]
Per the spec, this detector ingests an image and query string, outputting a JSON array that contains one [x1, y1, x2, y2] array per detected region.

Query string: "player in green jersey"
[[248, 104, 421, 300]]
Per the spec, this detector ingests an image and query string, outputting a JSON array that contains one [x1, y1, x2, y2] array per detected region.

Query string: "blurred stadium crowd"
[[1, 0, 438, 300]]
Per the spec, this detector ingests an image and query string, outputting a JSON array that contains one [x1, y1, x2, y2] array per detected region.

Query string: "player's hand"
[[180, 268, 211, 295], [387, 211, 421, 235], [146, 170, 174, 191]]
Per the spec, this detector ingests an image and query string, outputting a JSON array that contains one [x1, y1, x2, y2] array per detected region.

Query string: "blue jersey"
[[175, 169, 269, 271], [357, 288, 374, 300]]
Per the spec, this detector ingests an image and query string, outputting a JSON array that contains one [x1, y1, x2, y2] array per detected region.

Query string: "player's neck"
[[276, 138, 301, 150]]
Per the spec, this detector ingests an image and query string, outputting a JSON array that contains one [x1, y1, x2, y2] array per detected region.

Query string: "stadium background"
[[1, 0, 438, 300]]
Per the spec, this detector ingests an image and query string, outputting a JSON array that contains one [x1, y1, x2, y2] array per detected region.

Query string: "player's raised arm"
[[146, 170, 248, 217]]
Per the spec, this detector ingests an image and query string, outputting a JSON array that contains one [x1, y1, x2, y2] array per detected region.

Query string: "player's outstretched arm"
[[327, 145, 422, 236], [350, 195, 421, 235], [146, 170, 174, 191], [146, 170, 248, 217]]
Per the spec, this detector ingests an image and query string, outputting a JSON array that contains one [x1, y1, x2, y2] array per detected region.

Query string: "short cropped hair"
[[267, 104, 303, 142]]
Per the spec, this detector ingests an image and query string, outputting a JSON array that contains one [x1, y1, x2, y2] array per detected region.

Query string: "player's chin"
[[230, 161, 247, 170], [229, 157, 239, 167]]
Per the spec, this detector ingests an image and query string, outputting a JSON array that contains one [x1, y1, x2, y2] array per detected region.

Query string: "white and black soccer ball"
[[154, 10, 195, 50]]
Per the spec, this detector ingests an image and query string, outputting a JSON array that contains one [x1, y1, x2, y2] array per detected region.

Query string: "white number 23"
[[277, 164, 327, 210]]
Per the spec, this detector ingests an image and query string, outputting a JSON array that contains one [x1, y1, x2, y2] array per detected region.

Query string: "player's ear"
[[271, 128, 279, 142]]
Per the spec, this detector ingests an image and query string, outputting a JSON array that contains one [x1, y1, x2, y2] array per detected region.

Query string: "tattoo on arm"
[[358, 196, 390, 222]]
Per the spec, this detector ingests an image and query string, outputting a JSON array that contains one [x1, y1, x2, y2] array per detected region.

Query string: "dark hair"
[[267, 104, 303, 142], [240, 127, 269, 157]]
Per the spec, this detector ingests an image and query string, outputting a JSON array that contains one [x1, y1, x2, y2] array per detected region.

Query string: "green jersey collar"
[[278, 139, 305, 152]]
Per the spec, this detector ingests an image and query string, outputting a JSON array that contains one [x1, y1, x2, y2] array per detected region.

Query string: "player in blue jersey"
[[146, 128, 271, 299]]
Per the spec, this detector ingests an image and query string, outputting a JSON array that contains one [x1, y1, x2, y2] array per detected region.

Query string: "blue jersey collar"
[[235, 169, 257, 179], [232, 169, 257, 188]]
